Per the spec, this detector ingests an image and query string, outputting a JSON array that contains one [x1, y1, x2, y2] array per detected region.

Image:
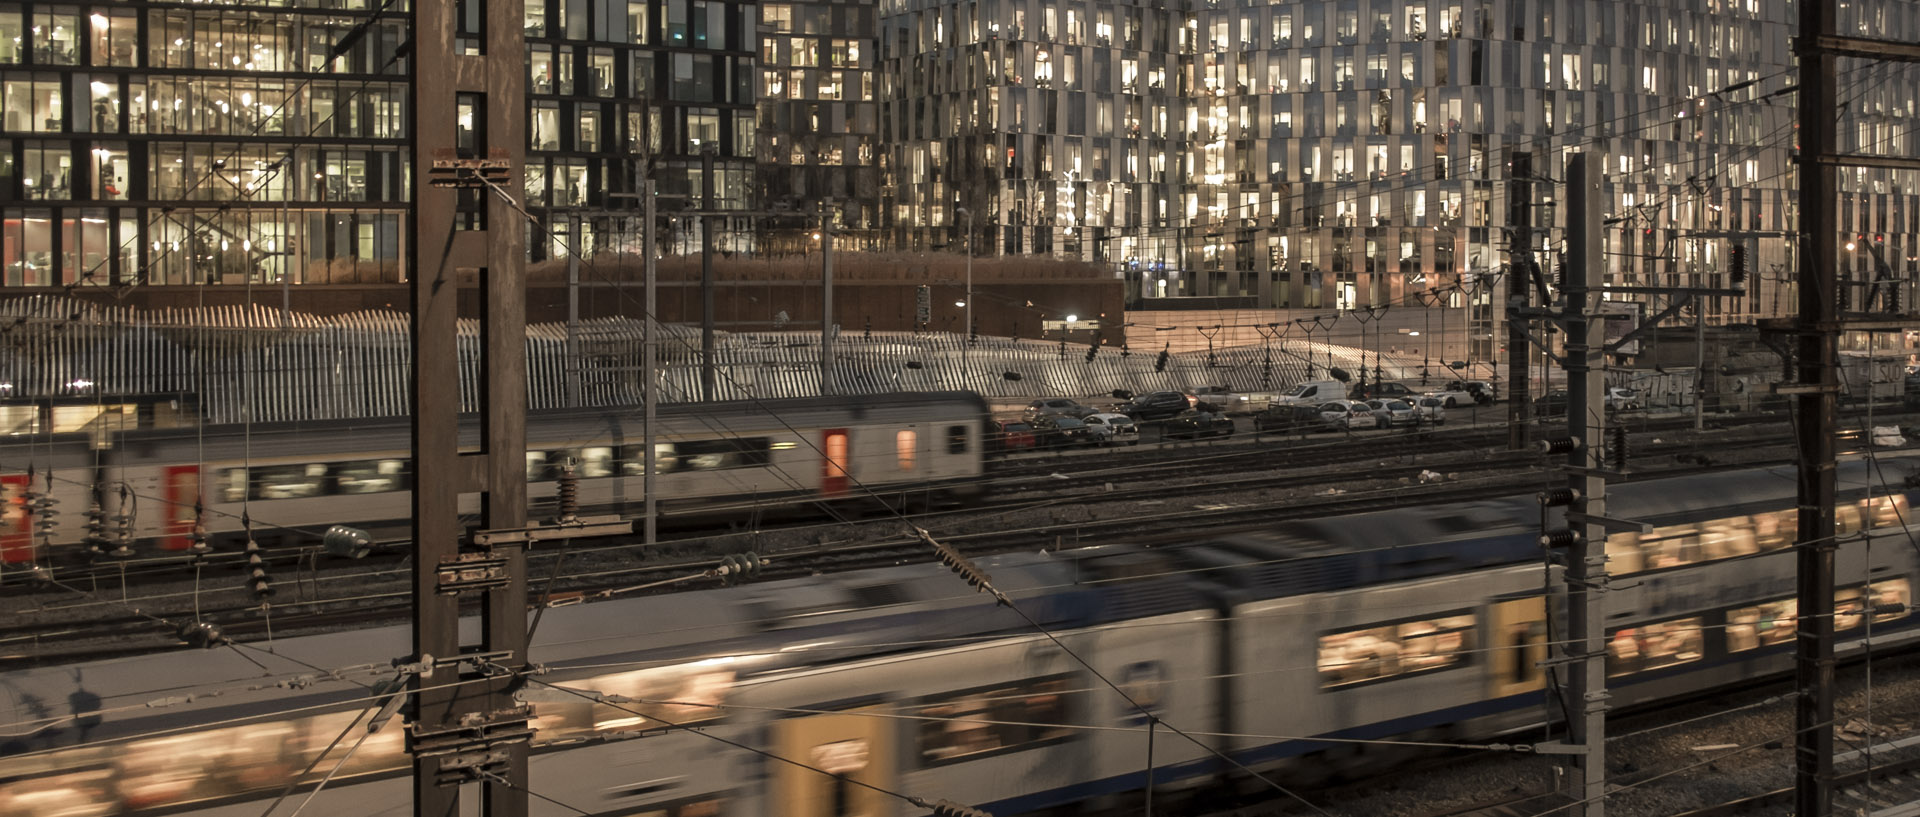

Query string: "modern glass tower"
[[873, 0, 1920, 338]]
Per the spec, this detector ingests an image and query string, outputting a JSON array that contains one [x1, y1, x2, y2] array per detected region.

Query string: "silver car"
[[1318, 400, 1379, 430], [1365, 399, 1421, 427], [1413, 396, 1448, 425], [1082, 412, 1140, 445]]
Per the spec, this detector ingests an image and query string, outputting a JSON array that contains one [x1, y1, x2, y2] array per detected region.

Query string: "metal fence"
[[1, 295, 1440, 424]]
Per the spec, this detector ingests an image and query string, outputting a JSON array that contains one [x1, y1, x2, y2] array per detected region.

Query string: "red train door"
[[162, 465, 201, 551], [822, 429, 850, 498], [0, 474, 32, 563]]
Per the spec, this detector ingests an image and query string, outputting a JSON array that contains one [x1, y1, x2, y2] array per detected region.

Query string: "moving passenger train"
[[1, 459, 1917, 816], [0, 392, 993, 564]]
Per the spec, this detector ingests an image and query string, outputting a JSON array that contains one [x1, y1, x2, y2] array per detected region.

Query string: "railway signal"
[[1154, 344, 1169, 372]]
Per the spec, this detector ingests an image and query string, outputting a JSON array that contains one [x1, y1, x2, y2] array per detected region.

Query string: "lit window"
[[1606, 617, 1704, 676], [896, 429, 917, 471]]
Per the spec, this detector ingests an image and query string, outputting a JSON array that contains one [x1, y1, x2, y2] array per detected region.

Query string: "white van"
[[1273, 380, 1346, 406]]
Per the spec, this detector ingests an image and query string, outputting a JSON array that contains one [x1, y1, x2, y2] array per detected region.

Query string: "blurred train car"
[[2, 460, 1918, 816], [0, 392, 991, 563]]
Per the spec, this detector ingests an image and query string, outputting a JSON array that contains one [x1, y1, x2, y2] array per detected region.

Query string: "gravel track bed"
[[1238, 653, 1920, 817]]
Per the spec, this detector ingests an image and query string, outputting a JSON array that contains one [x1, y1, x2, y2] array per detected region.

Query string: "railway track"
[[2, 410, 1790, 598], [0, 437, 1791, 667]]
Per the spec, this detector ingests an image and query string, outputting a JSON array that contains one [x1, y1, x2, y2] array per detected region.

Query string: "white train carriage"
[[0, 392, 991, 562]]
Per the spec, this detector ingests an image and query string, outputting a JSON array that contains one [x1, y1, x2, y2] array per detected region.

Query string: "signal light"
[[1534, 437, 1583, 456], [1536, 488, 1582, 507], [1085, 344, 1098, 363], [1154, 344, 1170, 373], [1729, 245, 1747, 288], [1540, 530, 1584, 549], [1610, 425, 1630, 471]]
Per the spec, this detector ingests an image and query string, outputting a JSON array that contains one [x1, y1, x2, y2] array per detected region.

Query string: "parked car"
[[1413, 396, 1448, 425], [1163, 409, 1235, 439], [1273, 380, 1347, 406], [1253, 404, 1330, 434], [1191, 385, 1252, 414], [1607, 387, 1642, 411], [989, 421, 1038, 454], [1534, 390, 1570, 416], [1422, 383, 1478, 408], [1121, 390, 1196, 421], [1364, 398, 1421, 427], [1023, 397, 1097, 421], [1029, 415, 1095, 448], [1082, 412, 1140, 446], [1318, 400, 1380, 431], [1349, 381, 1420, 401]]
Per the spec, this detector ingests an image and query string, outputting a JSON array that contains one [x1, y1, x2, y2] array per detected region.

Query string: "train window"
[[526, 451, 551, 482], [1317, 611, 1474, 688], [332, 459, 409, 494], [896, 429, 917, 471], [586, 666, 735, 734], [1606, 616, 1703, 677], [676, 438, 773, 471], [947, 424, 968, 455], [617, 443, 680, 475], [1726, 598, 1796, 652], [247, 464, 329, 501], [1871, 579, 1911, 623], [1753, 509, 1795, 551], [917, 676, 1073, 765], [217, 467, 249, 503], [1836, 587, 1866, 632], [1836, 504, 1863, 535], [1867, 496, 1908, 529], [579, 447, 616, 477]]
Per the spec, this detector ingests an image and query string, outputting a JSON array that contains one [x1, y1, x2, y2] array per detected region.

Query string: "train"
[[0, 392, 994, 564], [2, 458, 1917, 816]]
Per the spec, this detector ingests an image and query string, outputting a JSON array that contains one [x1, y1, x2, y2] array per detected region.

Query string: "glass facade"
[[756, 0, 881, 249], [0, 0, 756, 286], [873, 0, 1920, 326], [0, 0, 1915, 337]]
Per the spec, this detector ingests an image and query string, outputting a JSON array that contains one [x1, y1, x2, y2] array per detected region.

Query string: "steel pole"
[[1508, 151, 1533, 449], [965, 208, 973, 380], [1564, 152, 1609, 817], [1794, 2, 1840, 815], [643, 180, 658, 546], [822, 214, 835, 395], [565, 214, 581, 407], [699, 148, 716, 402]]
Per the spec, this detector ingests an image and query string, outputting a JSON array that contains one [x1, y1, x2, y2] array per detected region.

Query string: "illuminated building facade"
[[0, 0, 757, 287], [876, 0, 1920, 343], [754, 0, 883, 248]]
